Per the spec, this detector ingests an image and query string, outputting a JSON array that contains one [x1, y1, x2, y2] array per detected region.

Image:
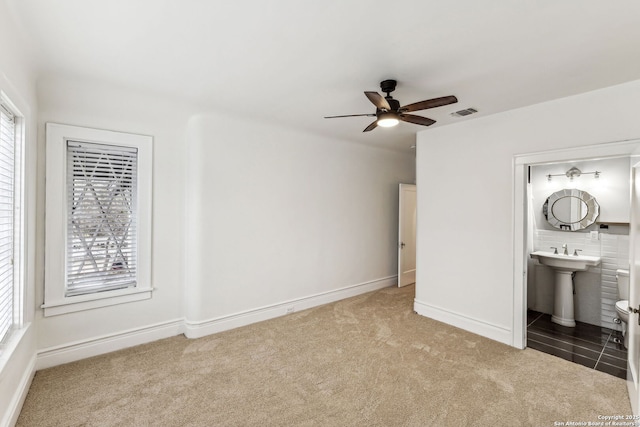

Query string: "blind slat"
[[0, 104, 15, 343], [65, 141, 138, 297]]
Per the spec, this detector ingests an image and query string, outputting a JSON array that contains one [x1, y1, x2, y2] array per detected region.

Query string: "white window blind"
[[0, 104, 15, 343], [66, 141, 138, 297]]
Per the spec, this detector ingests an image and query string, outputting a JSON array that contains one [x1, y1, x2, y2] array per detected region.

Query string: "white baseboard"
[[2, 354, 35, 427], [37, 319, 185, 370], [413, 299, 512, 346], [184, 276, 397, 339]]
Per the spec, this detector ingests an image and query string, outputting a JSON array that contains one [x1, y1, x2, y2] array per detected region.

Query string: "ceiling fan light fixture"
[[377, 112, 399, 128]]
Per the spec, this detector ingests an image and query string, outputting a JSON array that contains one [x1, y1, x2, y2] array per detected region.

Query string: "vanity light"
[[565, 167, 581, 181], [546, 167, 601, 182]]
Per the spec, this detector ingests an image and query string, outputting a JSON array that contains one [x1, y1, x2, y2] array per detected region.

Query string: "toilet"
[[615, 269, 630, 348]]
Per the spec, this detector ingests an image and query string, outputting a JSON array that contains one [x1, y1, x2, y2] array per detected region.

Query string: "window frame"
[[0, 93, 25, 345], [43, 123, 153, 317]]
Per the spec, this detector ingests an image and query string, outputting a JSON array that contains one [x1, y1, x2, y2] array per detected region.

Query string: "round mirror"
[[543, 189, 599, 231]]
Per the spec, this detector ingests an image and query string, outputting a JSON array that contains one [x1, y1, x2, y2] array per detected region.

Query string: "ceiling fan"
[[324, 79, 458, 132]]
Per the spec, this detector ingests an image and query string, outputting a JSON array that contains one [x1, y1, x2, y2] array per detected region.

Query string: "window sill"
[[41, 287, 153, 317]]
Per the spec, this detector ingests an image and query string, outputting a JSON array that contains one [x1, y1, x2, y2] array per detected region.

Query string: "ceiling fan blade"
[[364, 92, 391, 110], [363, 120, 378, 132], [400, 95, 458, 113], [399, 114, 436, 127], [324, 113, 376, 119]]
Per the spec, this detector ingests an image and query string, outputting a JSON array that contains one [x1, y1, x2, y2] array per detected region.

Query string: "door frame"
[[627, 159, 640, 413], [513, 139, 640, 349]]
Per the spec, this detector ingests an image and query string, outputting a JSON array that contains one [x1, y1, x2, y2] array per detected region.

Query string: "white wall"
[[33, 75, 415, 360], [184, 113, 415, 335], [0, 1, 38, 425], [35, 76, 196, 365], [414, 79, 640, 345]]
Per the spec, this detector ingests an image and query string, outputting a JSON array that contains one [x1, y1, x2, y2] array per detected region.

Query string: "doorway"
[[398, 183, 416, 287], [513, 139, 640, 413]]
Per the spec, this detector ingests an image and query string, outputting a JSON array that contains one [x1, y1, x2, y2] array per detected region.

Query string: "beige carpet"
[[17, 285, 631, 426]]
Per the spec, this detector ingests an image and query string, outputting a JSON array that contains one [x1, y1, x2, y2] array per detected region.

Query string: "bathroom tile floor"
[[527, 310, 627, 380]]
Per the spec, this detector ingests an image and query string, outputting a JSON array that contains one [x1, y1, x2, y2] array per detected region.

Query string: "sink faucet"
[[562, 244, 569, 255]]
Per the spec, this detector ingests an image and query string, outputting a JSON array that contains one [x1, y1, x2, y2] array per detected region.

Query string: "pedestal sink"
[[530, 250, 601, 327]]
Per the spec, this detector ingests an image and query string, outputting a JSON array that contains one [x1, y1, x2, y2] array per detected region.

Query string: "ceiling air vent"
[[450, 108, 478, 117]]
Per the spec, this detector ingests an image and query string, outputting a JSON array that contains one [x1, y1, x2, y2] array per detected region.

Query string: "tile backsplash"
[[531, 229, 629, 331]]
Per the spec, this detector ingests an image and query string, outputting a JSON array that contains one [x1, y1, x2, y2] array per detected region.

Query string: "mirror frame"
[[543, 188, 600, 231]]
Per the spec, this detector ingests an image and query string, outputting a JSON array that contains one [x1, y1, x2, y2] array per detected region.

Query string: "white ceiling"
[[8, 0, 640, 150]]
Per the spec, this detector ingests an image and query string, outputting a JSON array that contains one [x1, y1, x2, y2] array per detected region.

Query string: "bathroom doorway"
[[513, 139, 640, 410]]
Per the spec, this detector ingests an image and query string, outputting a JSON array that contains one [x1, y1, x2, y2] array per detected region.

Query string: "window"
[[66, 142, 138, 296], [0, 97, 23, 344], [44, 124, 153, 317]]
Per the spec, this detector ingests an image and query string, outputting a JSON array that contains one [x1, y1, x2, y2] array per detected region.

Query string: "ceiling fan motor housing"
[[386, 98, 400, 111]]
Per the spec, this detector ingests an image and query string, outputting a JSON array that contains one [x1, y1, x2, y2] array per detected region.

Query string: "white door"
[[398, 184, 416, 287], [628, 160, 640, 414]]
